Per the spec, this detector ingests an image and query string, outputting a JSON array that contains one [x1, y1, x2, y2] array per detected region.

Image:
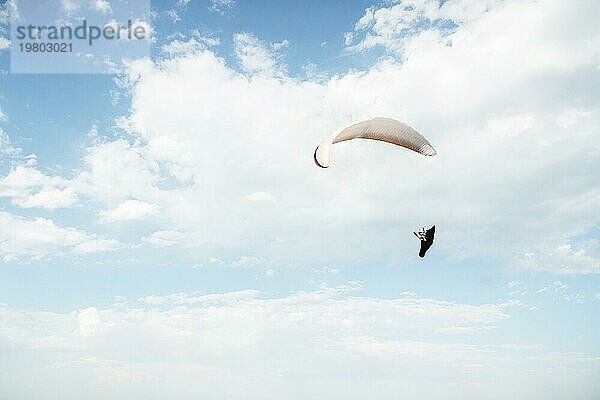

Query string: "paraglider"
[[314, 117, 438, 258], [313, 117, 436, 168], [414, 226, 435, 257]]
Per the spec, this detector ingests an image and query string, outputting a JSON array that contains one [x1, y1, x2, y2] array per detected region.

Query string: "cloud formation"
[[0, 211, 119, 262], [0, 165, 78, 210], [2, 286, 597, 399], [99, 199, 160, 223], [1, 0, 598, 273], [209, 0, 235, 15], [92, 0, 599, 272]]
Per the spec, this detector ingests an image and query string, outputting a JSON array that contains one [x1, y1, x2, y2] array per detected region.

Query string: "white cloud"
[[102, 0, 598, 270], [0, 211, 119, 261], [100, 199, 160, 223], [191, 30, 220, 47], [8, 0, 597, 272], [506, 282, 527, 297], [436, 325, 496, 334], [162, 38, 205, 56], [0, 36, 9, 50], [61, 0, 83, 13], [0, 128, 21, 158], [355, 6, 375, 30], [92, 0, 112, 14], [74, 139, 160, 205], [349, 0, 502, 55], [58, 0, 111, 14], [3, 253, 18, 263], [0, 0, 18, 25], [233, 32, 286, 77], [138, 289, 260, 305], [0, 166, 78, 210], [1, 287, 598, 399], [17, 187, 78, 209], [142, 230, 186, 247], [207, 257, 226, 266], [537, 280, 568, 295], [301, 61, 327, 82], [189, 256, 266, 269], [209, 0, 234, 14], [517, 241, 600, 274], [272, 39, 289, 51], [60, 0, 113, 15], [77, 307, 100, 336], [103, 19, 153, 43], [344, 32, 353, 46], [536, 281, 586, 303], [0, 2, 597, 397], [166, 9, 181, 23], [230, 255, 262, 268]]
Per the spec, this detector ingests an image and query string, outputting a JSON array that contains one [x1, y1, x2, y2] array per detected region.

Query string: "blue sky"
[[1, 0, 599, 398]]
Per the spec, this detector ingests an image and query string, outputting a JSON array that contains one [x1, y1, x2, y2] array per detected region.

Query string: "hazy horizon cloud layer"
[[0, 0, 599, 398]]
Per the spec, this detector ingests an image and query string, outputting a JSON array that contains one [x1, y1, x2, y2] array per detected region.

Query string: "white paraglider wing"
[[314, 117, 436, 168]]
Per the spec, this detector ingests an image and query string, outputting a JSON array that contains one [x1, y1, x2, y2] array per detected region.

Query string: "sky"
[[0, 0, 599, 398]]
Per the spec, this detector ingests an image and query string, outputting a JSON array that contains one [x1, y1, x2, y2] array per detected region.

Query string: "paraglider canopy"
[[314, 117, 436, 168]]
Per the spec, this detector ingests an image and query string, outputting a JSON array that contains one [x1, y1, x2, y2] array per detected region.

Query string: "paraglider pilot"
[[414, 225, 435, 258]]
